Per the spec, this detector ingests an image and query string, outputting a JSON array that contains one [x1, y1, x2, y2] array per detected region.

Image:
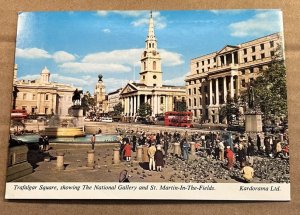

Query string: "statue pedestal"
[[68, 106, 84, 127], [6, 145, 33, 181], [245, 113, 262, 133]]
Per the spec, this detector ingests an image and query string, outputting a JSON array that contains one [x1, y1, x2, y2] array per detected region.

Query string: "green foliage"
[[249, 46, 287, 121], [174, 100, 187, 112], [137, 103, 152, 117], [113, 102, 124, 116], [219, 101, 240, 125], [81, 91, 95, 115]]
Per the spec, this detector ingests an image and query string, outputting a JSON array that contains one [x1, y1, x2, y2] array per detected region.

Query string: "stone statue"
[[98, 74, 103, 82], [248, 85, 255, 109], [72, 88, 83, 106]]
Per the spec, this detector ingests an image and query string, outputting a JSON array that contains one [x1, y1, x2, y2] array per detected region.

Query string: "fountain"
[[42, 106, 85, 138]]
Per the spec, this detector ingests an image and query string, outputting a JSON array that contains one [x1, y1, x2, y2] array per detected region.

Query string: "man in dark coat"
[[132, 135, 137, 152], [154, 145, 164, 171]]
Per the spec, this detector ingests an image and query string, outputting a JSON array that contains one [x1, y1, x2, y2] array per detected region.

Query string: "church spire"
[[146, 10, 157, 49]]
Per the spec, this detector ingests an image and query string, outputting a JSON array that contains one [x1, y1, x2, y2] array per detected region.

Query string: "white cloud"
[[209, 10, 244, 15], [102, 28, 111, 33], [160, 49, 184, 66], [59, 62, 131, 73], [163, 75, 185, 86], [18, 74, 40, 80], [229, 10, 283, 37], [16, 48, 52, 59], [53, 51, 76, 63], [96, 10, 167, 29]]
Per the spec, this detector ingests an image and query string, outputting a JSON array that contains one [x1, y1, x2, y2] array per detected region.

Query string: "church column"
[[224, 55, 227, 65], [133, 95, 136, 115], [230, 76, 234, 99], [137, 95, 140, 113], [130, 96, 134, 116], [235, 76, 240, 97], [165, 96, 168, 112], [52, 93, 57, 114], [223, 77, 227, 104], [209, 79, 213, 105], [232, 52, 235, 65], [216, 78, 219, 105], [153, 94, 157, 115]]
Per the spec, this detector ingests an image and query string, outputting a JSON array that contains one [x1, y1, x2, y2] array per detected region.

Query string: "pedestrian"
[[148, 143, 157, 171], [44, 136, 49, 151], [182, 140, 190, 161], [154, 145, 164, 172], [123, 141, 132, 162], [218, 140, 225, 162], [226, 146, 235, 170], [98, 128, 102, 134], [257, 133, 261, 152], [90, 134, 96, 150], [38, 136, 44, 151], [274, 140, 282, 158], [238, 143, 247, 168], [132, 134, 137, 152], [163, 136, 169, 156], [241, 161, 254, 183]]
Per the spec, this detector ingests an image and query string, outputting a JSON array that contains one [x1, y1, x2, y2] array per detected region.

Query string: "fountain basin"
[[41, 127, 85, 138]]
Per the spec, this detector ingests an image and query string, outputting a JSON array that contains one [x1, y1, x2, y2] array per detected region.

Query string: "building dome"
[[41, 66, 50, 74]]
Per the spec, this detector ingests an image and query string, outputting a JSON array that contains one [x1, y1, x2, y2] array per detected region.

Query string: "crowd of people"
[[115, 127, 289, 183]]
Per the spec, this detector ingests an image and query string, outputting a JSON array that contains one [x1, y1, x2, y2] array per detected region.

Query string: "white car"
[[101, 117, 113, 123]]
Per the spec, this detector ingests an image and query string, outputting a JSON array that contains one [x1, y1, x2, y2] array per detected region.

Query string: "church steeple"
[[140, 11, 162, 87]]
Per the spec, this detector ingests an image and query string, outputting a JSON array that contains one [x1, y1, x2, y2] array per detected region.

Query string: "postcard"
[[5, 10, 290, 200]]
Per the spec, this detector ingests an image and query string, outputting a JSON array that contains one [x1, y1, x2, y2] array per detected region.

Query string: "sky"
[[15, 10, 283, 93]]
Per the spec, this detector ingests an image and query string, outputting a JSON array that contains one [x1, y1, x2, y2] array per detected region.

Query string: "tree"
[[113, 102, 124, 116], [12, 85, 19, 110], [245, 46, 287, 122], [81, 91, 95, 115], [137, 103, 152, 117], [174, 100, 187, 112]]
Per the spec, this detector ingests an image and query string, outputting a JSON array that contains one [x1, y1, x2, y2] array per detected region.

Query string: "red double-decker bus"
[[11, 109, 28, 120], [164, 111, 193, 128]]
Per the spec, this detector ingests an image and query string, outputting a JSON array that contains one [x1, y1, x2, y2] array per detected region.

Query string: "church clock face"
[[153, 75, 157, 79]]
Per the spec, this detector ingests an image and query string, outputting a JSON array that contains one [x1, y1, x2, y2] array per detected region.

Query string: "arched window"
[[149, 43, 151, 48], [153, 61, 156, 70], [144, 62, 146, 70], [152, 43, 155, 48]]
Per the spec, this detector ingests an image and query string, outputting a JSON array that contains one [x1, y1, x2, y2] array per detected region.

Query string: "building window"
[[271, 51, 275, 57], [194, 88, 196, 94], [244, 57, 248, 63], [149, 43, 151, 48], [153, 75, 157, 79], [45, 107, 48, 114], [241, 69, 246, 75], [153, 84, 156, 87], [196, 62, 199, 67], [144, 62, 146, 70], [243, 49, 247, 55], [200, 97, 202, 104], [194, 98, 196, 106], [22, 106, 26, 111], [188, 89, 191, 95], [260, 44, 265, 50], [152, 43, 155, 48], [189, 99, 191, 107], [197, 70, 199, 74], [208, 67, 210, 70], [261, 53, 265, 59], [202, 61, 204, 66], [45, 94, 49, 100], [242, 79, 246, 87], [160, 97, 164, 104], [252, 46, 255, 52], [31, 107, 35, 114], [202, 68, 204, 73], [252, 55, 256, 61], [250, 68, 254, 73], [194, 110, 197, 117], [143, 75, 145, 80], [270, 41, 274, 48], [204, 86, 208, 93], [153, 61, 156, 70], [208, 59, 210, 64], [23, 93, 27, 100]]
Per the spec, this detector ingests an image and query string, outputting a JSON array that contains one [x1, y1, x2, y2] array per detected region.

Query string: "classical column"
[[223, 77, 227, 103], [215, 78, 219, 105], [232, 52, 235, 65], [217, 56, 221, 67], [137, 95, 140, 112], [133, 95, 136, 115], [209, 79, 213, 105], [130, 96, 134, 116], [153, 94, 157, 115], [235, 76, 240, 97], [224, 55, 227, 65], [165, 96, 168, 112], [230, 76, 234, 98]]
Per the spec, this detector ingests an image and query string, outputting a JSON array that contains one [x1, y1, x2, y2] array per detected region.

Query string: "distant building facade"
[[119, 12, 185, 117], [94, 77, 107, 114], [13, 66, 77, 116], [185, 33, 282, 123], [107, 88, 122, 113]]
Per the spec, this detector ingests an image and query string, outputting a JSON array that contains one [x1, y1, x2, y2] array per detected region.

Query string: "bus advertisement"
[[164, 111, 193, 128]]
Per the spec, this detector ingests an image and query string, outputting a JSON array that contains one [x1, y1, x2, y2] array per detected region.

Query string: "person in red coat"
[[123, 142, 132, 162], [226, 146, 235, 170]]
